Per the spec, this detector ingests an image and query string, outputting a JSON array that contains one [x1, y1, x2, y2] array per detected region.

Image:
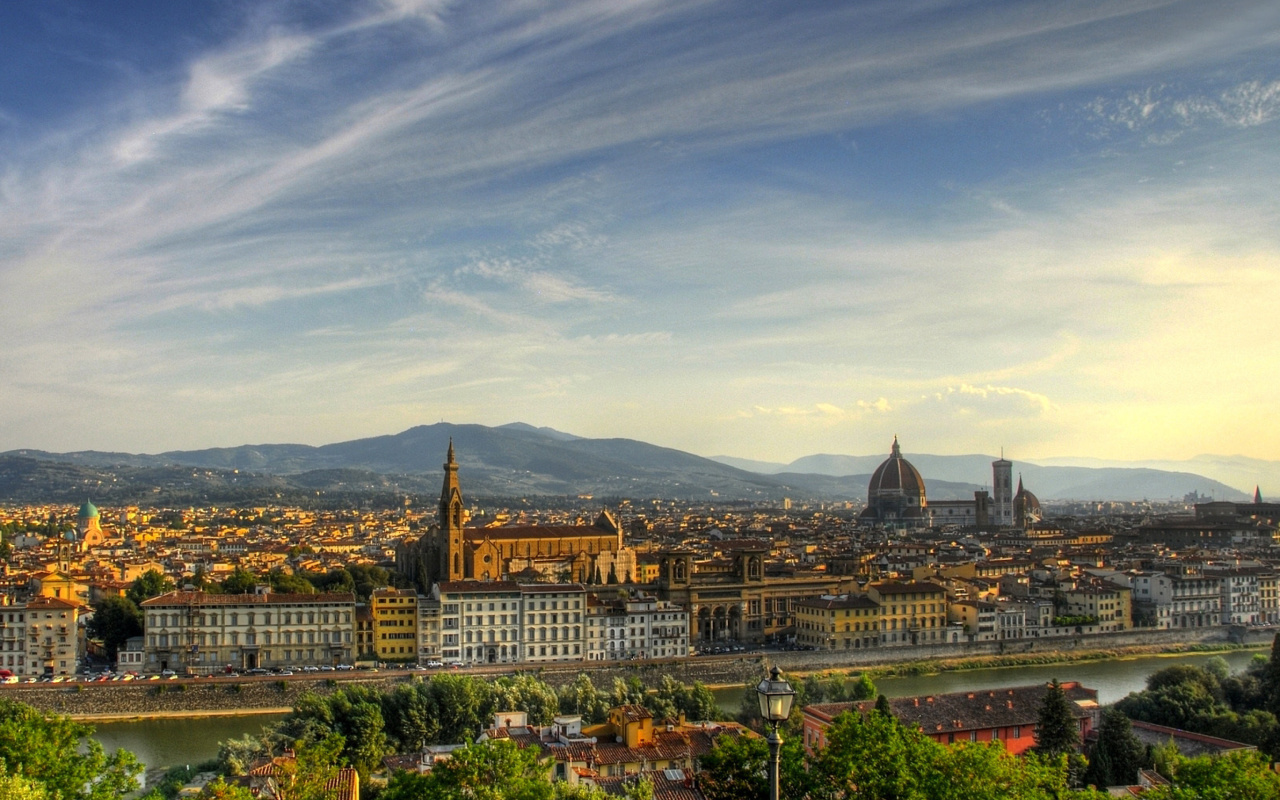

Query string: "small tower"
[[1256, 486, 1263, 505], [438, 440, 466, 582], [992, 451, 1013, 527]]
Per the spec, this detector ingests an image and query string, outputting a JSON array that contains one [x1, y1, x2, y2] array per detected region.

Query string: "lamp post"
[[756, 665, 796, 800]]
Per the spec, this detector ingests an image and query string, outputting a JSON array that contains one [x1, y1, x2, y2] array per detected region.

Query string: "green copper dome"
[[77, 500, 99, 519]]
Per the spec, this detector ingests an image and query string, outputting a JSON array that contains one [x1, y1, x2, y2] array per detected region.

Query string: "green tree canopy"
[[126, 570, 174, 606], [0, 699, 141, 800], [1084, 709, 1146, 789], [1035, 680, 1080, 759], [382, 741, 552, 800], [220, 567, 258, 594], [87, 596, 142, 660]]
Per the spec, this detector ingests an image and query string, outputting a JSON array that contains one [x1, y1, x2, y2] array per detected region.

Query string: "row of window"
[[148, 609, 352, 627]]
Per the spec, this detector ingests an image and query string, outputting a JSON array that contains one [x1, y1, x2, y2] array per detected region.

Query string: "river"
[[89, 649, 1264, 773], [711, 649, 1264, 714]]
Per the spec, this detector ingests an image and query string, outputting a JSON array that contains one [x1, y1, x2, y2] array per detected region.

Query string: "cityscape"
[[2, 435, 1280, 797], [4, 1, 1280, 799]]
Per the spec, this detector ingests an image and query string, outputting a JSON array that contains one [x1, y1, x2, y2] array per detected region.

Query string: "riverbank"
[[72, 707, 293, 723], [854, 641, 1268, 681]]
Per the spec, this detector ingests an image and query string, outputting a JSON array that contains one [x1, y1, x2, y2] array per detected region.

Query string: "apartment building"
[[866, 581, 948, 646], [1129, 571, 1174, 629], [794, 594, 881, 651], [0, 597, 83, 677], [371, 588, 418, 662], [1204, 567, 1261, 625], [436, 581, 523, 666], [140, 589, 356, 673], [418, 595, 441, 664], [584, 592, 688, 661], [1167, 573, 1222, 628], [520, 584, 586, 664], [1062, 583, 1131, 632]]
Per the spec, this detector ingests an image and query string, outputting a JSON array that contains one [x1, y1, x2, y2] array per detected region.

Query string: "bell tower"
[[439, 440, 466, 581]]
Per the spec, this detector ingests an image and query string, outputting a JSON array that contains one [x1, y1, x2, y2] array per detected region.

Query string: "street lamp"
[[756, 665, 795, 800]]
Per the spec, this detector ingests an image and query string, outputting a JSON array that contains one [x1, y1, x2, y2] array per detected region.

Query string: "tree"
[[851, 673, 878, 701], [1143, 749, 1280, 800], [220, 568, 258, 594], [269, 569, 316, 595], [126, 570, 174, 606], [874, 694, 893, 717], [492, 675, 561, 726], [87, 596, 143, 660], [0, 699, 141, 800], [807, 708, 940, 800], [1035, 680, 1080, 758], [272, 735, 344, 800], [0, 771, 47, 800], [697, 730, 811, 800], [419, 740, 552, 800], [198, 778, 256, 800], [1084, 709, 1145, 788], [1265, 633, 1280, 716]]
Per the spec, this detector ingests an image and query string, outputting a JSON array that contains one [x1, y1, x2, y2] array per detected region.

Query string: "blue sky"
[[2, 0, 1280, 463]]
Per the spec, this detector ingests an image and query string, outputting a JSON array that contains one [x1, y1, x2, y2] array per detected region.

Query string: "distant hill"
[[3, 423, 1250, 504], [709, 451, 1249, 502]]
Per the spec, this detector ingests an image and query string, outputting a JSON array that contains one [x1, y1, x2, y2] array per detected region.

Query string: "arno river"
[[91, 649, 1263, 775]]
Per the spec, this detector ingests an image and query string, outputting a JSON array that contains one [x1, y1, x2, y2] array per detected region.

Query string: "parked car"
[[335, 664, 353, 670], [425, 660, 443, 668], [301, 665, 320, 673]]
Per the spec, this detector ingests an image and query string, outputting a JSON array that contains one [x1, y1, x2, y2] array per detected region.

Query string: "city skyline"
[[3, 1, 1280, 463]]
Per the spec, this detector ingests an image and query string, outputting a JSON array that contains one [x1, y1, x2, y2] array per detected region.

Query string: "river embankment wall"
[[11, 626, 1269, 720]]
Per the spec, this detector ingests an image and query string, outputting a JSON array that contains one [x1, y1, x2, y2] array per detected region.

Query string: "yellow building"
[[866, 581, 948, 646], [795, 594, 881, 651], [1063, 583, 1130, 631], [371, 588, 418, 662]]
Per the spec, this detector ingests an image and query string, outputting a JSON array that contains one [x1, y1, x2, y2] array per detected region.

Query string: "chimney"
[[913, 698, 919, 706]]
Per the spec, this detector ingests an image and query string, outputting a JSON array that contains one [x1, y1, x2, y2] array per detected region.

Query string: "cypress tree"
[[1085, 709, 1145, 787], [1035, 679, 1080, 758], [874, 694, 893, 717]]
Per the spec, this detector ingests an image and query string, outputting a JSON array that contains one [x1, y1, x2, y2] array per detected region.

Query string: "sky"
[[2, 0, 1280, 464]]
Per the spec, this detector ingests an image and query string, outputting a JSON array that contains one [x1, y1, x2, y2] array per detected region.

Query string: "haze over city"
[[3, 1, 1280, 464]]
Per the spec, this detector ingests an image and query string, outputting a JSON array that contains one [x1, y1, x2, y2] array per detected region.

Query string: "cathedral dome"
[[867, 437, 926, 498], [1014, 477, 1041, 525], [861, 437, 928, 525]]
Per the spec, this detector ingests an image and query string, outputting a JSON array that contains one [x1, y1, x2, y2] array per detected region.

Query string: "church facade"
[[397, 443, 635, 588]]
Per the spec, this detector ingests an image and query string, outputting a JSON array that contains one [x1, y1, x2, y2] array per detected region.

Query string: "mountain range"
[[0, 422, 1258, 505]]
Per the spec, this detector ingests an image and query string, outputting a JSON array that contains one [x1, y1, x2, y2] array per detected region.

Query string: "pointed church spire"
[[1256, 486, 1263, 504], [446, 437, 455, 465], [1017, 474, 1024, 494]]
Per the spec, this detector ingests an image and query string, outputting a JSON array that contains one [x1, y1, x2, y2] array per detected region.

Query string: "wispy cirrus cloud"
[[3, 0, 1280, 461]]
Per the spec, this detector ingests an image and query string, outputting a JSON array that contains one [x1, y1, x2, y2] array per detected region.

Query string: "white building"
[[520, 584, 586, 664], [586, 592, 689, 661], [1167, 573, 1222, 628], [435, 581, 523, 666], [140, 588, 356, 673], [1129, 571, 1173, 629]]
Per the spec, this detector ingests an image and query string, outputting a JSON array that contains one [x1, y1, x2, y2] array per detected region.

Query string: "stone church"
[[397, 442, 636, 588]]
